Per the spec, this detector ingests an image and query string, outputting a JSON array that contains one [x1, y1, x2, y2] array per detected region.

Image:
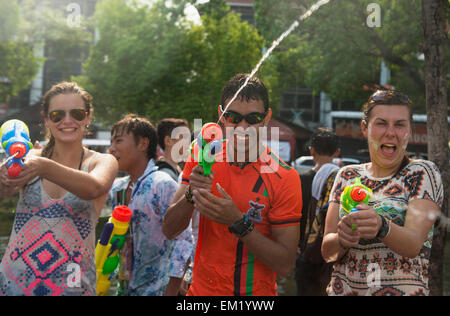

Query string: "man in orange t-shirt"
[[162, 74, 302, 296]]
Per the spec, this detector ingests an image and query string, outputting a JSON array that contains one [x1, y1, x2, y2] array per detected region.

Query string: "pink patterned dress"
[[0, 164, 98, 296]]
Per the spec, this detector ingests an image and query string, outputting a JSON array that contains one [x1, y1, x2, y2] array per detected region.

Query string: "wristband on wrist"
[[376, 214, 390, 239], [228, 214, 254, 238], [185, 185, 194, 204]]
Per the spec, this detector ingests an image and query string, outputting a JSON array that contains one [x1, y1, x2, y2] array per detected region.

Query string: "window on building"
[[280, 88, 320, 123]]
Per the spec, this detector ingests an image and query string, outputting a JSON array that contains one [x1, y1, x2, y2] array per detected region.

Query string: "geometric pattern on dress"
[[383, 184, 403, 198], [377, 205, 405, 226], [410, 288, 426, 296], [331, 276, 344, 295], [35, 202, 71, 219], [0, 177, 99, 296], [403, 170, 424, 199], [373, 286, 405, 296], [383, 252, 398, 275], [21, 231, 69, 279], [422, 190, 433, 202], [363, 178, 389, 193], [36, 201, 92, 240], [328, 160, 441, 296], [71, 217, 93, 240], [23, 278, 63, 296], [341, 168, 360, 180], [13, 212, 34, 234]]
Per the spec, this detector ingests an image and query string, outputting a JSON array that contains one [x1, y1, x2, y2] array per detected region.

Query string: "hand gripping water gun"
[[340, 177, 372, 230], [0, 119, 33, 178], [190, 122, 223, 176], [95, 205, 133, 296]]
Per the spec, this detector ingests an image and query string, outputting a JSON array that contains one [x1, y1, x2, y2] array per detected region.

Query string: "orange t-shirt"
[[182, 142, 302, 296]]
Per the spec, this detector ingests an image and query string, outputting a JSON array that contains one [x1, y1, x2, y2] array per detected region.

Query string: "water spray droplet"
[[217, 0, 331, 123], [428, 212, 437, 221]]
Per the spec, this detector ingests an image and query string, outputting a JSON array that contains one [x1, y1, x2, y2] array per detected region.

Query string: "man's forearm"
[[163, 193, 194, 240], [239, 227, 298, 278]]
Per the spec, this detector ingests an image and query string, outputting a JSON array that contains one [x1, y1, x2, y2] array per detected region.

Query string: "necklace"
[[78, 148, 85, 170], [49, 147, 85, 170]]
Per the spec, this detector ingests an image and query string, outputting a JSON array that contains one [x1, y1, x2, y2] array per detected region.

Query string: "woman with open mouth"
[[322, 90, 443, 296]]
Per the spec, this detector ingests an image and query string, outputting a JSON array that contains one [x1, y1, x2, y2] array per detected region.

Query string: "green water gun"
[[190, 122, 223, 176], [340, 177, 372, 230]]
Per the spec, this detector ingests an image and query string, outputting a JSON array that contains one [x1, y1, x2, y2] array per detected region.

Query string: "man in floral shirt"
[[108, 114, 193, 296]]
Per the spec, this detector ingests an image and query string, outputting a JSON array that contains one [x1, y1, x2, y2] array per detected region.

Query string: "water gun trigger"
[[108, 238, 120, 257]]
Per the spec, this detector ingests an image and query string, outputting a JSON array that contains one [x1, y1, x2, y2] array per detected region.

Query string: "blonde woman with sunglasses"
[[0, 82, 118, 296]]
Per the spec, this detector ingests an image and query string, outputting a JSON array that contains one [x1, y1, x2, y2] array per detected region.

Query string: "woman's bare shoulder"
[[85, 149, 117, 169]]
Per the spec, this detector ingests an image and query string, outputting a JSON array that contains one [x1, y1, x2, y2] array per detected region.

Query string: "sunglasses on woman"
[[48, 109, 88, 123], [220, 105, 267, 125], [368, 90, 412, 106]]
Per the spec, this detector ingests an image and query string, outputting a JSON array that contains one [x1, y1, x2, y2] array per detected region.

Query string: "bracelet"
[[240, 218, 254, 238], [185, 185, 194, 204], [228, 214, 254, 238], [236, 222, 254, 238], [385, 220, 392, 239], [376, 214, 391, 239]]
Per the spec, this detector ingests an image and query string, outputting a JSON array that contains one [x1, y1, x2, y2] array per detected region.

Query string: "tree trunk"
[[421, 0, 448, 296]]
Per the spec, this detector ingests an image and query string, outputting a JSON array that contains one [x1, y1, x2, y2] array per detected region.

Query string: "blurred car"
[[291, 156, 360, 173], [291, 156, 315, 173], [333, 157, 360, 167]]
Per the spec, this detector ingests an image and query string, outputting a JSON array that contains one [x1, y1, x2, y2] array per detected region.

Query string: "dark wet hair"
[[221, 74, 269, 113], [157, 118, 189, 150], [310, 127, 340, 156], [111, 114, 157, 160], [362, 90, 413, 127]]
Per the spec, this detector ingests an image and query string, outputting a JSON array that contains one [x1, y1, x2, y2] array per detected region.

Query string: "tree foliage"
[[0, 0, 42, 102], [76, 0, 264, 125], [254, 0, 448, 111], [19, 0, 94, 85], [0, 0, 95, 103]]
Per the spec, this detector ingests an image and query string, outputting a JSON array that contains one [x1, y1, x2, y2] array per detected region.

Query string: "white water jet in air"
[[218, 0, 331, 122]]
